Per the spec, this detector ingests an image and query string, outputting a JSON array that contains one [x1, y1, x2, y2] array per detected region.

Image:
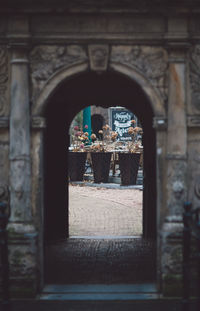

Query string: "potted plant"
[[89, 125, 118, 183], [68, 125, 89, 181], [118, 121, 143, 186]]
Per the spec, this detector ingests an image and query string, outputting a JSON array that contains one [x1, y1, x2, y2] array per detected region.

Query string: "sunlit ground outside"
[[69, 185, 142, 237]]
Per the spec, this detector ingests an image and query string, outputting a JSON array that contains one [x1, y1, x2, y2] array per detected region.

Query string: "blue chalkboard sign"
[[110, 108, 135, 141]]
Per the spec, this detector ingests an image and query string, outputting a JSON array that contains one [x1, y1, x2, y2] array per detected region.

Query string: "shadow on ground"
[[8, 300, 199, 311], [45, 238, 156, 284]]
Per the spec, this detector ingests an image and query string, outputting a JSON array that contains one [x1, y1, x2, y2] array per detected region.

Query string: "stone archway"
[[41, 71, 157, 287], [31, 45, 166, 118], [5, 1, 194, 295], [29, 46, 167, 290]]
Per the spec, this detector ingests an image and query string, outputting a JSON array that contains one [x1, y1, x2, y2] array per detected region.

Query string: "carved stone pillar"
[[188, 46, 200, 209], [167, 48, 187, 216], [9, 47, 31, 223], [161, 45, 188, 296], [8, 45, 37, 298]]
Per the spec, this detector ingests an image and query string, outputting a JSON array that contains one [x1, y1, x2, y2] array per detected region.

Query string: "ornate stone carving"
[[0, 183, 10, 216], [111, 46, 168, 101], [30, 45, 87, 102], [167, 160, 187, 215], [31, 116, 46, 129], [0, 48, 8, 116], [0, 183, 9, 201], [190, 45, 200, 112], [88, 45, 109, 71], [187, 115, 200, 127], [172, 181, 184, 199]]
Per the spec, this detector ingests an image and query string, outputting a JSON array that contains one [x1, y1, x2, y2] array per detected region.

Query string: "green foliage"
[[74, 111, 83, 128]]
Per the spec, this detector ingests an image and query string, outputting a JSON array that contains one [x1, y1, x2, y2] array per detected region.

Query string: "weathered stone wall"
[[0, 44, 10, 292], [188, 45, 200, 222], [160, 44, 200, 296], [0, 46, 9, 187], [0, 2, 200, 298]]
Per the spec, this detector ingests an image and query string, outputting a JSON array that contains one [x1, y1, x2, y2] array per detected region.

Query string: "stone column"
[[8, 45, 37, 298], [153, 117, 167, 292], [166, 48, 187, 216], [9, 47, 31, 222], [162, 45, 188, 296]]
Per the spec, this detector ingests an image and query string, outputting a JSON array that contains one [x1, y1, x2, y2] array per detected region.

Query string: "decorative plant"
[[127, 123, 143, 153], [70, 119, 143, 153], [71, 125, 89, 152], [102, 124, 111, 142], [90, 133, 97, 143], [89, 124, 118, 152]]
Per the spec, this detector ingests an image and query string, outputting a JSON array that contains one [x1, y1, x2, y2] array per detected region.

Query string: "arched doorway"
[[31, 60, 166, 289], [43, 70, 156, 242]]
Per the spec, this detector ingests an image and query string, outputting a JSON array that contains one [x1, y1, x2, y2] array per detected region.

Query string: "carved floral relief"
[[187, 144, 200, 206], [167, 160, 187, 215], [111, 46, 168, 102], [30, 45, 87, 102], [30, 44, 169, 104], [0, 48, 8, 116], [88, 45, 109, 71], [189, 45, 200, 112]]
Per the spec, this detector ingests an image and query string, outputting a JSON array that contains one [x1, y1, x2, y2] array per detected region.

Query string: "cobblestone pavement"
[[69, 184, 143, 236], [45, 238, 156, 284]]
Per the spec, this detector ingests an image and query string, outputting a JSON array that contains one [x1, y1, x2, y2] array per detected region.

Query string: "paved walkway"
[[45, 238, 156, 284], [45, 185, 155, 285], [69, 184, 143, 236], [19, 184, 195, 309]]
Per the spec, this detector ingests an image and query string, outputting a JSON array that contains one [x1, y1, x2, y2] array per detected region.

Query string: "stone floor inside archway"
[[45, 238, 156, 284], [44, 184, 156, 286]]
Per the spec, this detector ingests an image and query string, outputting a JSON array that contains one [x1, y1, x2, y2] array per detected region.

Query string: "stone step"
[[8, 299, 199, 311], [40, 284, 159, 301]]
